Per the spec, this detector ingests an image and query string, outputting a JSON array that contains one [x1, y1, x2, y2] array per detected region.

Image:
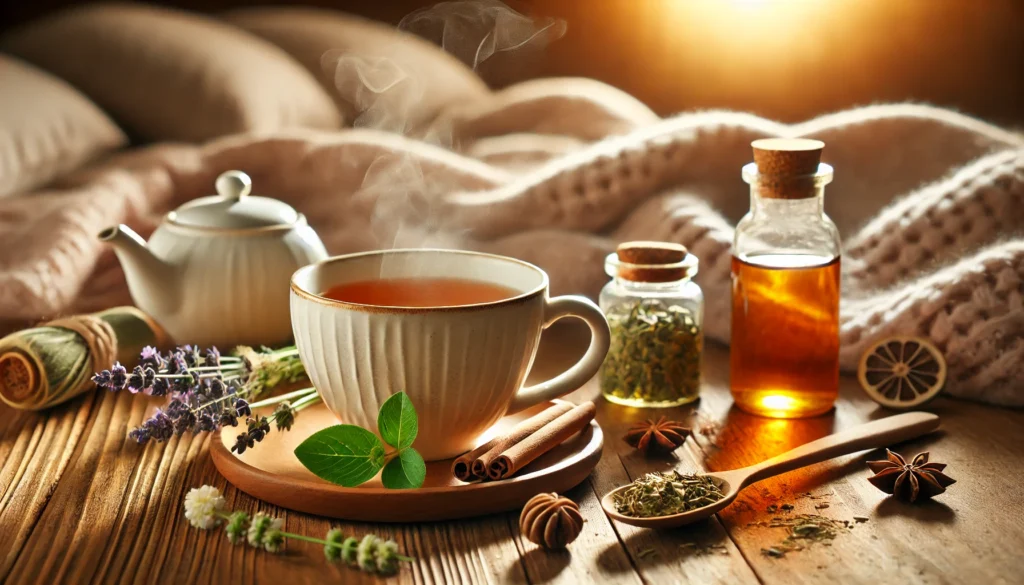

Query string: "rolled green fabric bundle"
[[0, 307, 169, 410]]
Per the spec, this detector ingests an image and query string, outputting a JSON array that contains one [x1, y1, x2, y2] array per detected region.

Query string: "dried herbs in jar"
[[599, 242, 703, 407]]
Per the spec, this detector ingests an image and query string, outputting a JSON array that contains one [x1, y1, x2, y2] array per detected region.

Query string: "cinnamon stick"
[[487, 402, 596, 481], [451, 402, 574, 482]]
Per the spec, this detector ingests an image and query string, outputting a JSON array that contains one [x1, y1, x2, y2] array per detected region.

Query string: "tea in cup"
[[290, 249, 611, 461]]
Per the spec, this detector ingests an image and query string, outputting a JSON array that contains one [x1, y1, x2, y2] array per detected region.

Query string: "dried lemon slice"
[[857, 336, 946, 410]]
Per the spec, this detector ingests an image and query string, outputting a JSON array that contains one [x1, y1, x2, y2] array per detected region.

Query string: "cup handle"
[[506, 295, 611, 415]]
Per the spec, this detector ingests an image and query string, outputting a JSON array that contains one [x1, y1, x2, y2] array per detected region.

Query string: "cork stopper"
[[616, 241, 687, 265], [750, 138, 825, 199], [612, 241, 694, 282]]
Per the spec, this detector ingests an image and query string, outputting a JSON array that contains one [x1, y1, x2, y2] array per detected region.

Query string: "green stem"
[[290, 393, 320, 411], [212, 512, 413, 563], [190, 390, 251, 413], [284, 533, 413, 562], [248, 387, 317, 409], [269, 347, 300, 359]]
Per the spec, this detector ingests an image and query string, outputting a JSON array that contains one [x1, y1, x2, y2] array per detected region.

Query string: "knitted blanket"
[[1, 101, 1022, 405]]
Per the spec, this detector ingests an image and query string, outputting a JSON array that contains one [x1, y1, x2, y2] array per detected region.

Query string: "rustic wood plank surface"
[[1, 322, 1021, 585]]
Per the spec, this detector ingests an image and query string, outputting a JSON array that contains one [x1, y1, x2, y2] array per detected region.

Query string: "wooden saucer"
[[211, 400, 603, 522]]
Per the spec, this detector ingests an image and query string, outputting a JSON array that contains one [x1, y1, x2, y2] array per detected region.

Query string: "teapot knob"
[[215, 170, 252, 201]]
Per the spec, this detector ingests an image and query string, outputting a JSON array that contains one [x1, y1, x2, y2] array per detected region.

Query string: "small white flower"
[[247, 514, 284, 548], [262, 518, 285, 553], [183, 485, 226, 529]]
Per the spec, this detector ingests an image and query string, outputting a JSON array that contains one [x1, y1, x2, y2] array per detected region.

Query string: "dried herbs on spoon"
[[613, 471, 724, 518]]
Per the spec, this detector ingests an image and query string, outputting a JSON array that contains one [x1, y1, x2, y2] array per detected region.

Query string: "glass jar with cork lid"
[[731, 138, 841, 418], [599, 241, 703, 408]]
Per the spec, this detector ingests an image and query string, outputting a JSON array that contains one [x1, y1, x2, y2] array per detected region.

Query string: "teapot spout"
[[99, 224, 179, 315]]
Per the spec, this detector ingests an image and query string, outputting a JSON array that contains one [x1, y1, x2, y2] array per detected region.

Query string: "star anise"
[[866, 449, 955, 503], [623, 417, 691, 455]]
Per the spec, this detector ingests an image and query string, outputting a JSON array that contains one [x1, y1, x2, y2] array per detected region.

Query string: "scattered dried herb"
[[680, 542, 729, 556], [612, 471, 724, 518], [637, 547, 658, 560], [600, 299, 702, 406], [866, 450, 955, 503], [623, 417, 691, 455], [758, 514, 851, 558]]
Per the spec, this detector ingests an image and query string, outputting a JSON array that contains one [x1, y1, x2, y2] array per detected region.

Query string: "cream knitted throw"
[[0, 101, 1021, 405]]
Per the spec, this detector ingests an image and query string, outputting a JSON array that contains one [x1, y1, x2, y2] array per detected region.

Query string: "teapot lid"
[[169, 171, 299, 229]]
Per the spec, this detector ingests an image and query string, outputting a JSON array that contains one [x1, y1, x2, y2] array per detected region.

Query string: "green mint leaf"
[[380, 448, 426, 489], [294, 425, 386, 487], [377, 392, 418, 450]]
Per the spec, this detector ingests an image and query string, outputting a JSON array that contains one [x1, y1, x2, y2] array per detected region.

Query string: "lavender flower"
[[208, 379, 226, 399], [143, 410, 174, 441], [143, 367, 156, 390], [195, 413, 217, 433], [91, 370, 111, 388], [166, 398, 187, 417], [174, 412, 196, 436], [218, 410, 238, 427], [181, 345, 201, 368], [128, 426, 150, 444], [99, 343, 311, 452], [231, 431, 255, 454], [140, 346, 163, 368], [272, 402, 296, 432], [127, 366, 146, 394], [150, 377, 170, 397], [205, 347, 221, 367], [248, 417, 271, 442], [109, 362, 128, 391]]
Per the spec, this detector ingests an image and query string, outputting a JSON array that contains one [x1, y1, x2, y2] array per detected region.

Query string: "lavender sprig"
[[183, 485, 412, 575], [92, 344, 319, 450]]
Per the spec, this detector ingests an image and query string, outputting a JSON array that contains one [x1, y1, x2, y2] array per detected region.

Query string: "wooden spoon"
[[601, 411, 940, 528]]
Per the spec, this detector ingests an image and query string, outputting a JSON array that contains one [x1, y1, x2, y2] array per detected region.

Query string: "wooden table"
[[1, 323, 1021, 584]]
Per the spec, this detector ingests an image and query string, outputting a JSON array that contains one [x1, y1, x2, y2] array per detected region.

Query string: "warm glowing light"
[[759, 394, 799, 411], [657, 0, 841, 62]]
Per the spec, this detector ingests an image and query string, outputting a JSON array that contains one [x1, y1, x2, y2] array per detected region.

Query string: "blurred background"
[[4, 0, 1023, 126]]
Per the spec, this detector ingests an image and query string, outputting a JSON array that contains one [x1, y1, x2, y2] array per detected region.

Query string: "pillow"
[[0, 54, 126, 198], [0, 3, 340, 143], [226, 7, 490, 138]]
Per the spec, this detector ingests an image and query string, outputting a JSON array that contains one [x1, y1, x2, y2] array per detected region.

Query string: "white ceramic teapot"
[[100, 170, 327, 348]]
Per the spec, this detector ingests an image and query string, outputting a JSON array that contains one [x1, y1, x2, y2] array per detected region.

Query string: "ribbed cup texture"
[[291, 291, 546, 461]]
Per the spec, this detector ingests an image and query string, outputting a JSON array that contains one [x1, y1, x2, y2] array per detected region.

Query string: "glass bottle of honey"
[[730, 139, 840, 418]]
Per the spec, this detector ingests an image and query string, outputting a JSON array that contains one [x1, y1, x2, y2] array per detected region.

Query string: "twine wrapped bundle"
[[0, 307, 168, 410]]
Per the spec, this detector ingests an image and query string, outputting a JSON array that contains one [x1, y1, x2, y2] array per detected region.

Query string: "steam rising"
[[323, 0, 566, 258], [398, 0, 567, 71]]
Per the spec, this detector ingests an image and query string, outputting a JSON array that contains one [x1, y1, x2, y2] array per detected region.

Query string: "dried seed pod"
[[519, 493, 584, 550]]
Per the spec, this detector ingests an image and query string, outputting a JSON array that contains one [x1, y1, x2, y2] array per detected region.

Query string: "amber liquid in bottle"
[[730, 253, 840, 418]]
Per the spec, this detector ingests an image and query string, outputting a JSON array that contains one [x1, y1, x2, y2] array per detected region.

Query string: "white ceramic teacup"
[[290, 249, 611, 461]]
